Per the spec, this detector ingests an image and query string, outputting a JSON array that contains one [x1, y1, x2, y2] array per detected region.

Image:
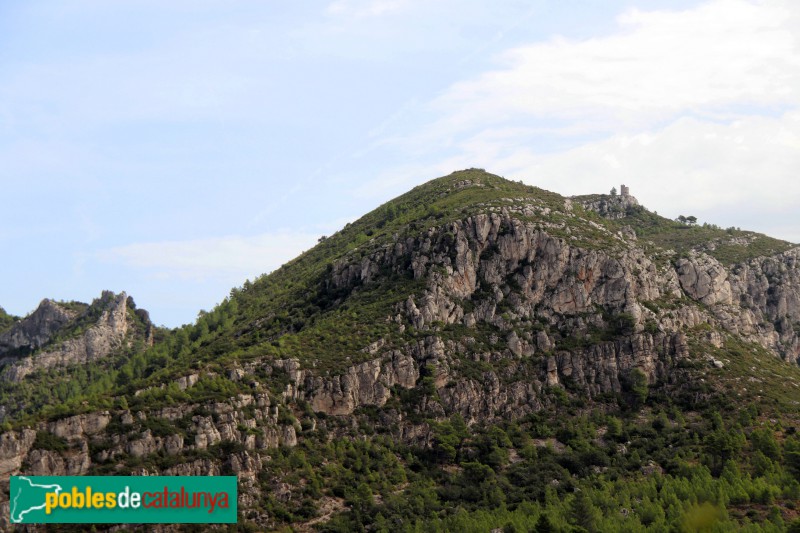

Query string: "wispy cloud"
[[430, 0, 798, 133], [98, 232, 321, 282]]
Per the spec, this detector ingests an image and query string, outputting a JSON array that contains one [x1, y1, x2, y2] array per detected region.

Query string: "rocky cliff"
[[0, 291, 153, 383], [0, 299, 76, 356]]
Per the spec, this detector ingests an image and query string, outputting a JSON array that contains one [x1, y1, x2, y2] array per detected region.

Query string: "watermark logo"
[[10, 476, 237, 524]]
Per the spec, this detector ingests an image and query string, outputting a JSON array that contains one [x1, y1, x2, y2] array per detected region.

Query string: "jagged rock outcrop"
[[327, 201, 800, 373], [293, 329, 688, 422], [331, 212, 683, 335], [728, 248, 800, 363], [576, 192, 640, 219], [47, 412, 111, 441], [0, 299, 76, 355], [665, 249, 800, 364], [0, 429, 36, 476], [676, 253, 733, 305], [304, 202, 798, 418], [0, 392, 299, 482], [306, 352, 419, 415], [127, 431, 185, 458], [0, 291, 147, 382], [26, 444, 92, 476], [548, 332, 688, 393]]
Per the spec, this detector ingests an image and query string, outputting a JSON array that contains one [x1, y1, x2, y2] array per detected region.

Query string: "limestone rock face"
[[0, 429, 36, 476], [308, 352, 419, 415], [164, 459, 220, 477], [0, 391, 300, 495], [330, 212, 682, 335], [577, 193, 640, 219], [312, 204, 800, 419], [0, 292, 140, 382], [127, 431, 185, 458], [0, 299, 76, 355], [740, 249, 800, 321], [26, 444, 91, 476], [47, 412, 111, 441], [676, 253, 733, 305], [726, 248, 800, 363]]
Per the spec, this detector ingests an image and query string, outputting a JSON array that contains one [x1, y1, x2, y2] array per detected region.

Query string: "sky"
[[1, 0, 798, 327]]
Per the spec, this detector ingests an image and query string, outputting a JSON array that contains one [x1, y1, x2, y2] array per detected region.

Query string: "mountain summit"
[[1, 169, 799, 531]]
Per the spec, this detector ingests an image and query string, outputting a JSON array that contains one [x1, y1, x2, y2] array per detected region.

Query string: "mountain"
[[1, 169, 799, 531]]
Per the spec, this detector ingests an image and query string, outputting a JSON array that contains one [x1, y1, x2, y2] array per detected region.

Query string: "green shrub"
[[33, 431, 68, 452]]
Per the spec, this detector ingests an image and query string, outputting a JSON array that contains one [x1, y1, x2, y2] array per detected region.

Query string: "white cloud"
[[432, 0, 799, 133], [521, 111, 800, 208], [98, 231, 321, 282], [361, 0, 800, 243]]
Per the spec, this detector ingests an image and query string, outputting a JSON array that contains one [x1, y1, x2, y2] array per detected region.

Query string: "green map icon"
[[10, 476, 63, 524], [8, 475, 237, 524]]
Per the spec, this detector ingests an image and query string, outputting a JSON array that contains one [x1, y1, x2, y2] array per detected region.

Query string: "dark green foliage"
[[571, 490, 602, 532], [0, 306, 18, 334], [786, 436, 800, 481], [230, 391, 800, 531], [624, 368, 649, 408], [141, 417, 180, 438], [611, 313, 636, 336], [432, 415, 469, 463], [33, 431, 68, 452], [751, 428, 781, 460]]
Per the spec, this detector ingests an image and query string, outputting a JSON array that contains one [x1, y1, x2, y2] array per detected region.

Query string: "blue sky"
[[1, 0, 798, 327]]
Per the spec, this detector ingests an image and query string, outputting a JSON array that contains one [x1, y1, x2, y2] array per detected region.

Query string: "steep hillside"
[[1, 170, 799, 532], [0, 291, 155, 422]]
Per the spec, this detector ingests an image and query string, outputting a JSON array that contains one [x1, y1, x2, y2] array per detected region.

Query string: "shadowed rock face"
[[672, 249, 800, 364]]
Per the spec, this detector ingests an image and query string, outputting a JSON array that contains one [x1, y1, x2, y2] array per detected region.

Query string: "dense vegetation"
[[36, 331, 800, 531], [264, 394, 800, 532], [0, 306, 18, 335], [37, 335, 800, 532], [266, 333, 796, 531]]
